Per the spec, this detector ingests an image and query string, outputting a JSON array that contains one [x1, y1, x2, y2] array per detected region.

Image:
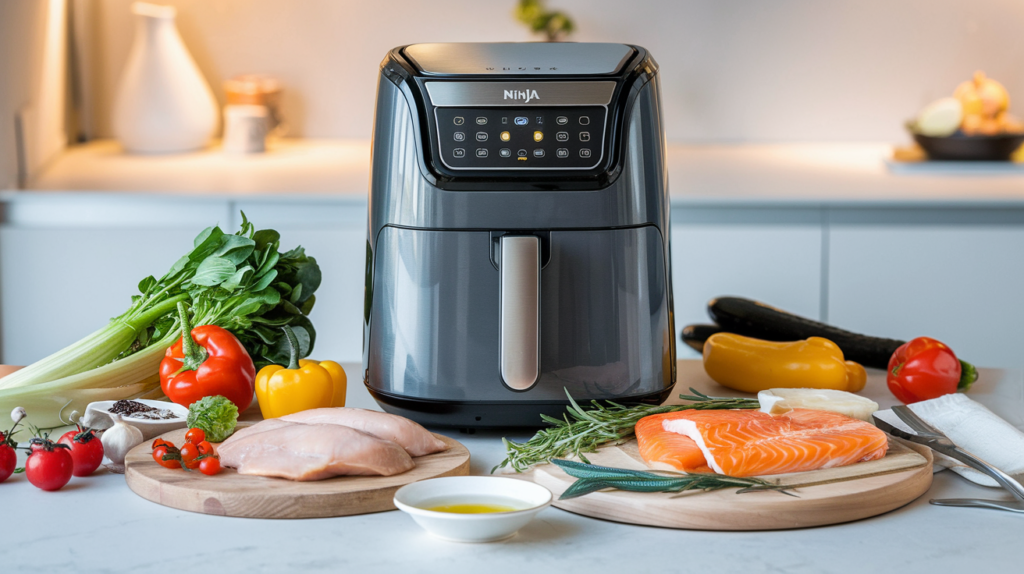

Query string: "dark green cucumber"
[[680, 324, 723, 353], [706, 297, 907, 369]]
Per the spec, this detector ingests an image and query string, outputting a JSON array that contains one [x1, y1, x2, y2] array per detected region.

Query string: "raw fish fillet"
[[657, 408, 888, 477], [281, 408, 448, 457], [218, 421, 414, 481], [635, 413, 713, 473]]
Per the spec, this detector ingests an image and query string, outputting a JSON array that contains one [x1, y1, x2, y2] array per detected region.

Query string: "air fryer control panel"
[[435, 107, 606, 170]]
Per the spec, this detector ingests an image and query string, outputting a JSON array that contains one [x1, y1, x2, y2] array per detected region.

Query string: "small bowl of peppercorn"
[[82, 399, 189, 441]]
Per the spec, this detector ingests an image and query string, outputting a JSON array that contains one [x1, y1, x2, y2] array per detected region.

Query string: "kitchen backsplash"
[[72, 0, 1024, 143]]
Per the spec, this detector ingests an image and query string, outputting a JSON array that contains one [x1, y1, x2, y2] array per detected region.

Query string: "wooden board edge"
[[533, 438, 936, 531]]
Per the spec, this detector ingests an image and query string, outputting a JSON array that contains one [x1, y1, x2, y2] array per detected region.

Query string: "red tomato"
[[152, 446, 181, 469], [180, 443, 201, 470], [196, 441, 215, 456], [0, 443, 15, 483], [199, 457, 221, 476], [184, 428, 206, 445], [152, 438, 174, 450], [58, 428, 104, 477], [25, 446, 74, 491], [887, 337, 962, 404]]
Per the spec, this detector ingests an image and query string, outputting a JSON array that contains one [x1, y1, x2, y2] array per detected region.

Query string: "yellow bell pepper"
[[255, 327, 347, 419], [299, 359, 347, 407], [702, 333, 867, 394]]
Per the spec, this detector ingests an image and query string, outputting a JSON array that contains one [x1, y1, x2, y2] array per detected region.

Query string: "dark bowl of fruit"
[[911, 131, 1024, 161]]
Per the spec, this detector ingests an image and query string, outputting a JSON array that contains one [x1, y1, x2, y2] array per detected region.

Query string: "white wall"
[[0, 1, 66, 190], [80, 0, 1024, 143]]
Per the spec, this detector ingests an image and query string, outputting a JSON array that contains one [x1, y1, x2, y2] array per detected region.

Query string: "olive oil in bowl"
[[421, 497, 526, 514], [394, 477, 553, 542]]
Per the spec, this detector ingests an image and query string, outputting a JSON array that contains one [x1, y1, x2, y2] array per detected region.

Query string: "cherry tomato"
[[25, 446, 74, 491], [180, 443, 201, 470], [153, 446, 180, 469], [196, 441, 215, 456], [0, 443, 15, 483], [199, 457, 221, 476], [184, 428, 206, 445], [152, 438, 174, 450], [58, 428, 104, 477]]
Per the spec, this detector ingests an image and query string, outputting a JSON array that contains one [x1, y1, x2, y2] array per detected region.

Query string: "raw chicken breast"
[[218, 418, 293, 444], [280, 408, 447, 457], [218, 422, 414, 481], [660, 408, 888, 477]]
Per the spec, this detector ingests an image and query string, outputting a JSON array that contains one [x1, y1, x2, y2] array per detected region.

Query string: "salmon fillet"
[[218, 421, 414, 481], [658, 408, 888, 477], [635, 413, 713, 473], [280, 408, 448, 457]]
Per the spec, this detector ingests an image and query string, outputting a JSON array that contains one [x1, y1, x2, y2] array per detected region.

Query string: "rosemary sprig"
[[494, 388, 760, 473], [551, 459, 791, 500]]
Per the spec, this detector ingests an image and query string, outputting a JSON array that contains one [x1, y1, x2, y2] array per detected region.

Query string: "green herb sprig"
[[551, 459, 791, 500], [494, 389, 760, 473]]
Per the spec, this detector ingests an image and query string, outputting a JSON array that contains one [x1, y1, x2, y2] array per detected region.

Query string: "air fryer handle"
[[499, 235, 540, 391]]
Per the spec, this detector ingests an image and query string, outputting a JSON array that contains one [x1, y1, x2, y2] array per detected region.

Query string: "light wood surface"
[[124, 424, 470, 519], [534, 439, 933, 531]]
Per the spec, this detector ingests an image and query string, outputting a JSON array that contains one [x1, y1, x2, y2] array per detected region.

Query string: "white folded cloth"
[[874, 392, 1024, 488]]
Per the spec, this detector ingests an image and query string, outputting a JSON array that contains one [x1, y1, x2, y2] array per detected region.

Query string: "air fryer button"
[[499, 148, 511, 158], [453, 116, 465, 125], [579, 148, 592, 158], [533, 149, 545, 158], [453, 148, 466, 158], [535, 116, 543, 125], [517, 149, 528, 157], [579, 116, 590, 125], [475, 117, 487, 125], [514, 116, 529, 126], [556, 131, 569, 142], [579, 131, 591, 142], [475, 132, 488, 142], [556, 148, 569, 158], [453, 132, 466, 142], [476, 148, 488, 158], [556, 116, 568, 125]]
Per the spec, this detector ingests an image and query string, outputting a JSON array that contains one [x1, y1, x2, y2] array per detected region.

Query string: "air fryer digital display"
[[434, 107, 606, 170]]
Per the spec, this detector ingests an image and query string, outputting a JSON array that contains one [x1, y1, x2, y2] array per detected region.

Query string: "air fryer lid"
[[403, 43, 635, 76]]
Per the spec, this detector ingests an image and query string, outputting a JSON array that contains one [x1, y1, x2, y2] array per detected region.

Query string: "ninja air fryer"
[[363, 42, 675, 427]]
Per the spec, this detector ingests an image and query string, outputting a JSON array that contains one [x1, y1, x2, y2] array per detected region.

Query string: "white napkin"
[[874, 393, 1024, 488]]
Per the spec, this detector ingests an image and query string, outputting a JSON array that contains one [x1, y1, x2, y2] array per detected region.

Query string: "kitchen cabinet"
[[0, 198, 370, 366], [828, 208, 1024, 369], [670, 207, 823, 358], [0, 226, 204, 365]]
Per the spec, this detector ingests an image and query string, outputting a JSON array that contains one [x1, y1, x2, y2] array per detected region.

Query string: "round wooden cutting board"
[[125, 424, 470, 519], [531, 441, 934, 531]]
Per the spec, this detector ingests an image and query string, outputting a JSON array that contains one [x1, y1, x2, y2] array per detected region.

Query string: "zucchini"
[[680, 324, 722, 353], [706, 297, 907, 369]]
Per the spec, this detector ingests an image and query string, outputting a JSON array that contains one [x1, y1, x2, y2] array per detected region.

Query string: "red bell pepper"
[[886, 337, 977, 404], [159, 302, 256, 411]]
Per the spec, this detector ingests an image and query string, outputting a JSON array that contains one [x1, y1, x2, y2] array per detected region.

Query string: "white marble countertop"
[[2, 360, 1022, 573], [9, 140, 1024, 208]]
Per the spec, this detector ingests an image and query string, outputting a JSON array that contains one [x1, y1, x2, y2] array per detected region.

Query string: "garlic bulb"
[[102, 413, 144, 473]]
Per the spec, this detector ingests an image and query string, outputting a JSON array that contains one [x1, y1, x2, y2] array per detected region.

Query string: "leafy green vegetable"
[[0, 213, 322, 427], [186, 396, 239, 443]]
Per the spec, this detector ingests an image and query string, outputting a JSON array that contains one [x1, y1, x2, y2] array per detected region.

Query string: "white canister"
[[222, 105, 269, 154]]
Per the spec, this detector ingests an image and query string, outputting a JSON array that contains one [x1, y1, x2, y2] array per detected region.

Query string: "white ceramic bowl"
[[82, 400, 189, 441], [394, 476, 552, 543]]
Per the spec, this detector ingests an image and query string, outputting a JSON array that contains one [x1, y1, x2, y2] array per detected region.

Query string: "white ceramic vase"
[[112, 2, 218, 154]]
